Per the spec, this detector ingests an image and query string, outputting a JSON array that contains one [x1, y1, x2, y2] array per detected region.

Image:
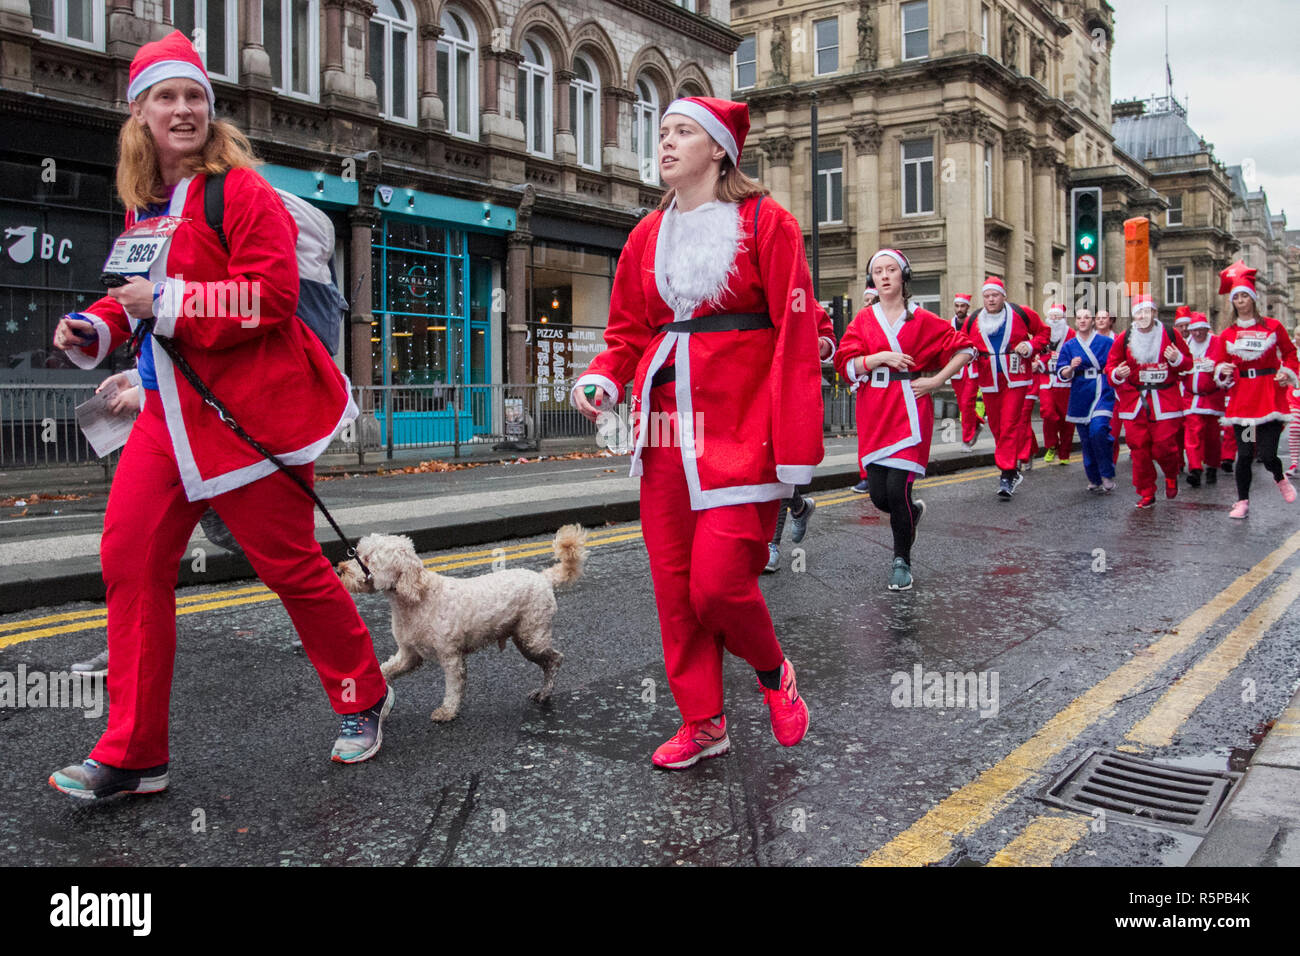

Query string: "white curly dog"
[[339, 525, 587, 721]]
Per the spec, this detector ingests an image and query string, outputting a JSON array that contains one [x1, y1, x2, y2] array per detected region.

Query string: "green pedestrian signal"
[[1071, 187, 1102, 276]]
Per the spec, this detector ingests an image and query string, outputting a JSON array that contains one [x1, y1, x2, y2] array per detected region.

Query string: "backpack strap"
[[204, 170, 230, 252]]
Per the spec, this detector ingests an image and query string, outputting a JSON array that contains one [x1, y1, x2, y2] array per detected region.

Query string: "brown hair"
[[656, 157, 770, 211], [117, 109, 260, 210]]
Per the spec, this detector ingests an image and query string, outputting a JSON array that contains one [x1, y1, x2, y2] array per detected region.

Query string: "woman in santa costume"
[[1104, 293, 1193, 508], [1287, 326, 1300, 477], [47, 33, 390, 801], [834, 250, 974, 591], [1034, 302, 1075, 466], [1212, 261, 1300, 517], [571, 97, 821, 770], [1055, 307, 1116, 492], [1180, 313, 1227, 488], [960, 277, 1050, 499]]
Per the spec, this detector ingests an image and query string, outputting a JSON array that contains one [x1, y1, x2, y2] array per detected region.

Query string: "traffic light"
[[1071, 187, 1102, 277]]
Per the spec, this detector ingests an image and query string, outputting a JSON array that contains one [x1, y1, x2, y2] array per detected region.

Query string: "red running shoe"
[[1136, 494, 1156, 509], [760, 658, 810, 747], [651, 716, 729, 770], [1165, 476, 1178, 499]]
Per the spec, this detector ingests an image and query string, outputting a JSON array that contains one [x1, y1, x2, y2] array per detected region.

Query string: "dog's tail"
[[542, 524, 588, 587]]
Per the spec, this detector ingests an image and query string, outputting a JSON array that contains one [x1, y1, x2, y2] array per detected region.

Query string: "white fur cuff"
[[64, 313, 112, 370], [776, 465, 814, 485]]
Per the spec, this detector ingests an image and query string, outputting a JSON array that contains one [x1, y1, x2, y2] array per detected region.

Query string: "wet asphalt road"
[[2, 458, 1299, 867]]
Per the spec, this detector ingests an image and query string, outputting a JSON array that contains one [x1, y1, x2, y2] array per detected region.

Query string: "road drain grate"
[[1038, 749, 1240, 836]]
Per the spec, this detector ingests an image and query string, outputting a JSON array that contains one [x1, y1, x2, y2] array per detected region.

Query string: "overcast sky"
[[1108, 0, 1300, 228]]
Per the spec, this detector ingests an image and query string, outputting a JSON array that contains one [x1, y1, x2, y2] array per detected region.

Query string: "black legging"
[[866, 464, 920, 562], [1234, 421, 1285, 499], [770, 488, 809, 545]]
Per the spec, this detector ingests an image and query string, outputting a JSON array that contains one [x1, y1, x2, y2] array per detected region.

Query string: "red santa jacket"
[[64, 168, 357, 501], [1034, 324, 1076, 390], [1215, 316, 1300, 425], [1181, 333, 1228, 416], [835, 304, 975, 475], [1104, 322, 1193, 421], [571, 195, 825, 509], [961, 303, 1050, 392]]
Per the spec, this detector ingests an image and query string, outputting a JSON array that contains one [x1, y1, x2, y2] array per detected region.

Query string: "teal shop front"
[[370, 190, 513, 446]]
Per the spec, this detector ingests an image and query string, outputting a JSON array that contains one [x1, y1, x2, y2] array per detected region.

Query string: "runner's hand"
[[876, 351, 914, 371], [1014, 341, 1032, 357], [573, 386, 604, 422], [1070, 357, 1083, 369], [106, 275, 156, 319], [1113, 361, 1131, 381], [911, 375, 941, 397], [53, 316, 96, 351], [1163, 344, 1181, 363]]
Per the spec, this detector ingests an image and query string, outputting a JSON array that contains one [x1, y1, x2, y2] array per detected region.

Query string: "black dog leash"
[[130, 316, 370, 579]]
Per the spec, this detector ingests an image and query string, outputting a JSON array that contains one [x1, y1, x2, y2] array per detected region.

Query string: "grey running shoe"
[[1010, 470, 1025, 493], [852, 479, 870, 494], [70, 648, 108, 676], [997, 477, 1013, 500], [888, 557, 913, 591], [49, 758, 168, 801], [789, 497, 816, 543], [763, 544, 780, 574], [331, 684, 394, 764]]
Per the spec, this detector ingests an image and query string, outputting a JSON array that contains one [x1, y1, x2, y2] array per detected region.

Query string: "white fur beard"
[[1188, 336, 1209, 359], [1128, 324, 1163, 365], [978, 306, 1007, 335], [1048, 318, 1068, 345], [660, 202, 741, 319]]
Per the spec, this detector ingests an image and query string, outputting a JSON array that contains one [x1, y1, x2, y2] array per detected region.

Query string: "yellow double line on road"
[[0, 468, 997, 651], [865, 527, 1300, 867]]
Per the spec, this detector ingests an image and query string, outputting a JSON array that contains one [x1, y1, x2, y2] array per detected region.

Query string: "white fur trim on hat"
[[128, 60, 216, 116], [1188, 318, 1211, 331], [868, 249, 908, 274], [982, 279, 1005, 295], [662, 99, 738, 165], [1228, 285, 1259, 302]]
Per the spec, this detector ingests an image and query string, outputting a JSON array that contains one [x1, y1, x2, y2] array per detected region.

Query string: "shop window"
[[370, 0, 415, 124], [570, 54, 600, 171], [263, 0, 318, 99], [30, 0, 103, 50], [436, 7, 478, 139], [171, 1, 237, 80]]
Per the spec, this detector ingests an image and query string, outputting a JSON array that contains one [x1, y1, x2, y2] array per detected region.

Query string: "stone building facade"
[[730, 0, 1119, 318], [0, 0, 738, 420]]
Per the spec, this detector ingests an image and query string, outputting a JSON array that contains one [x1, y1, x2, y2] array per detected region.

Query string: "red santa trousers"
[[638, 390, 784, 722], [955, 375, 984, 443], [982, 386, 1030, 472], [1040, 387, 1074, 460], [1124, 409, 1183, 498], [90, 398, 386, 769], [1184, 413, 1222, 472]]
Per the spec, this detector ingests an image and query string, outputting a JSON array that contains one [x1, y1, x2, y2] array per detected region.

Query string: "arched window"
[[518, 35, 553, 158], [570, 54, 601, 170], [436, 7, 478, 139], [632, 76, 659, 185], [370, 0, 415, 124]]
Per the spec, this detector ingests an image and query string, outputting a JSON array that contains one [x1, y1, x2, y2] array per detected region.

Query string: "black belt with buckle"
[[656, 312, 773, 334], [651, 364, 676, 389], [1241, 367, 1278, 379]]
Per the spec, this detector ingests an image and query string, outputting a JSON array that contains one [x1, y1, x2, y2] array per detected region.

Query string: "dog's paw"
[[430, 707, 458, 722]]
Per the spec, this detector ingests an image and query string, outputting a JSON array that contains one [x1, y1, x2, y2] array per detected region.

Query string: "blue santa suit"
[[1055, 331, 1116, 485]]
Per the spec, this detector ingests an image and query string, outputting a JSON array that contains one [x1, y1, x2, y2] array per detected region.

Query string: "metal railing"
[[0, 380, 956, 470]]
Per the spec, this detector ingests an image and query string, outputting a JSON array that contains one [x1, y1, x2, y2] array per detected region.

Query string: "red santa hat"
[[128, 30, 215, 117], [954, 293, 971, 305], [982, 276, 1006, 296], [868, 248, 910, 275], [1187, 313, 1212, 332], [1173, 305, 1192, 320], [1131, 293, 1157, 315], [661, 96, 750, 166], [1047, 303, 1066, 318], [1218, 260, 1258, 302]]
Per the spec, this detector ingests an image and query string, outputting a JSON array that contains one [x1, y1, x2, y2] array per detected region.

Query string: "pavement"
[[2, 416, 1299, 866]]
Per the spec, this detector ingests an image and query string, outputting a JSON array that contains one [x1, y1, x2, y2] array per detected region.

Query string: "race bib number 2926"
[[102, 216, 188, 276]]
